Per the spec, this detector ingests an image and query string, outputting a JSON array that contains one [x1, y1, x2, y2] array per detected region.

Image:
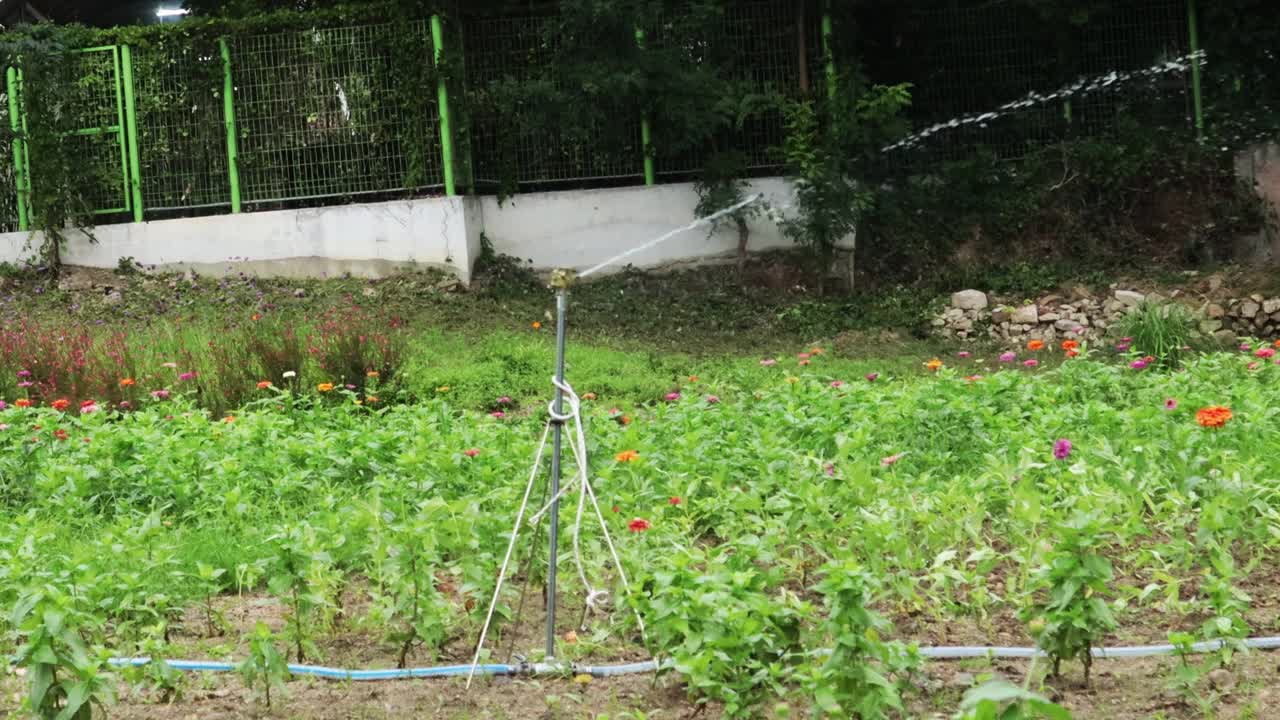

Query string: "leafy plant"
[[11, 586, 114, 720], [264, 523, 334, 663], [954, 680, 1071, 720], [1021, 515, 1117, 685], [237, 621, 290, 710], [1114, 301, 1201, 367], [694, 150, 761, 278]]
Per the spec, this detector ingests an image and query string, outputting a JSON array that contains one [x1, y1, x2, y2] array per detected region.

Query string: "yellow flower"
[[925, 358, 943, 372], [786, 376, 800, 384], [437, 385, 450, 393], [317, 383, 335, 392]]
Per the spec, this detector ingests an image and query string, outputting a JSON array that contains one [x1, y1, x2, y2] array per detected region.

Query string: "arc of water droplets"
[[883, 50, 1208, 153]]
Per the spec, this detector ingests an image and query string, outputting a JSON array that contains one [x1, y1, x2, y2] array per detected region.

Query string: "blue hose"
[[104, 636, 1280, 681]]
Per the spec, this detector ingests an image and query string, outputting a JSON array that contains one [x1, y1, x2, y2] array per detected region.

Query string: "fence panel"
[[132, 38, 231, 212], [228, 21, 442, 205], [70, 47, 132, 214], [0, 90, 17, 234]]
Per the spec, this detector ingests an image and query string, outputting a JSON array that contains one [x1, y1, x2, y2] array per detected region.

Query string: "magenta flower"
[[1023, 359, 1039, 368], [865, 373, 879, 382], [830, 380, 844, 388], [151, 389, 170, 400], [1130, 359, 1147, 370], [16, 370, 30, 378], [490, 410, 506, 419], [1256, 347, 1276, 359], [823, 463, 835, 477], [496, 396, 513, 406], [80, 403, 99, 415], [705, 395, 720, 404], [1240, 343, 1252, 352], [0, 401, 6, 410], [16, 381, 32, 388], [999, 352, 1016, 363], [118, 401, 131, 410], [880, 452, 905, 467], [1116, 343, 1132, 352], [957, 351, 971, 359], [760, 358, 777, 367], [664, 392, 681, 402], [178, 372, 197, 381], [1164, 398, 1178, 411], [1053, 439, 1072, 460], [1121, 337, 1133, 343]]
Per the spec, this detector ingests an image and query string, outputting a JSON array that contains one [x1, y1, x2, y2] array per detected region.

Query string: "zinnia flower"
[[957, 351, 971, 359], [50, 398, 70, 411], [615, 449, 639, 463], [760, 358, 777, 367], [178, 372, 196, 381], [824, 463, 835, 476], [366, 396, 379, 404], [1248, 361, 1260, 371], [669, 496, 681, 506], [705, 395, 720, 404], [1023, 359, 1039, 368], [0, 401, 6, 410], [830, 380, 843, 388], [1053, 439, 1072, 460], [628, 518, 651, 533], [999, 352, 1017, 363], [531, 321, 542, 330], [881, 452, 905, 467], [366, 370, 380, 378], [1061, 340, 1080, 351], [925, 358, 943, 371], [151, 389, 170, 400], [1256, 347, 1276, 359], [865, 373, 879, 382], [464, 448, 480, 458], [16, 370, 30, 378], [1240, 343, 1252, 352], [1028, 340, 1045, 351], [1116, 343, 1132, 352], [1065, 349, 1079, 358], [1196, 406, 1232, 428], [798, 353, 810, 361], [282, 371, 297, 379], [1164, 398, 1179, 411], [687, 375, 698, 382], [582, 392, 597, 401], [965, 375, 983, 382], [17, 382, 32, 388], [80, 403, 99, 415], [223, 416, 235, 424], [664, 392, 681, 402], [256, 381, 272, 390], [14, 399, 30, 408], [317, 383, 335, 392], [496, 396, 513, 405], [798, 359, 811, 366], [118, 401, 131, 410], [161, 362, 178, 369], [1131, 359, 1148, 370], [119, 377, 135, 387], [490, 410, 505, 419], [53, 429, 68, 441]]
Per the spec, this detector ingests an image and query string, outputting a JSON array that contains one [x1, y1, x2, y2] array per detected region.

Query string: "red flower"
[[464, 448, 480, 458], [256, 380, 272, 390], [53, 429, 68, 441], [611, 505, 620, 513], [628, 518, 651, 533], [50, 398, 70, 411], [669, 496, 682, 506]]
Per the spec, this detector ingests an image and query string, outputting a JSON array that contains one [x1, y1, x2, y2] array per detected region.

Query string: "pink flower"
[[1255, 347, 1276, 359], [957, 351, 970, 358], [16, 370, 30, 378], [798, 352, 811, 360], [496, 396, 513, 406], [823, 463, 835, 476], [80, 403, 99, 415], [664, 392, 681, 402], [1023, 359, 1039, 368], [17, 382, 32, 388], [0, 423, 8, 430], [880, 452, 905, 467], [1240, 343, 1252, 352], [151, 389, 170, 400], [1131, 359, 1147, 370], [798, 359, 810, 366], [1121, 337, 1133, 343], [490, 410, 506, 419], [865, 373, 879, 382], [118, 401, 131, 410], [760, 358, 777, 367], [1116, 343, 1132, 352], [464, 448, 480, 458], [999, 352, 1016, 363], [178, 372, 197, 381], [1248, 361, 1260, 371], [830, 380, 843, 388], [0, 401, 6, 410], [705, 395, 720, 404], [1164, 398, 1178, 411], [1053, 439, 1072, 460]]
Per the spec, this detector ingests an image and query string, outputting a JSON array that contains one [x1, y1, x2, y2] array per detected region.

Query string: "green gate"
[[69, 45, 142, 219]]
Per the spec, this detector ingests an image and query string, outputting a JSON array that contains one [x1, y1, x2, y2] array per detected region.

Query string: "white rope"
[[466, 423, 552, 688], [578, 193, 765, 279]]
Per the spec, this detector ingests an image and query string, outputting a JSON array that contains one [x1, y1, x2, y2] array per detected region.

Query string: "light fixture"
[[156, 7, 190, 18]]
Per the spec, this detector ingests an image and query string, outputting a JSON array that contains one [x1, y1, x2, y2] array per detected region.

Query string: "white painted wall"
[[477, 178, 807, 274], [0, 177, 833, 283], [0, 195, 477, 283]]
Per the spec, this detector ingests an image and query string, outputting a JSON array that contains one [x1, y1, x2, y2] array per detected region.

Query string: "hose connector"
[[549, 268, 576, 289]]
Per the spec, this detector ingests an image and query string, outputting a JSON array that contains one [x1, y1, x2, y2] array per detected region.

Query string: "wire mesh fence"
[[70, 47, 131, 214]]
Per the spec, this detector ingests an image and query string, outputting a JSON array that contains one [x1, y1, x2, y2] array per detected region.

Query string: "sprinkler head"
[[549, 268, 577, 290]]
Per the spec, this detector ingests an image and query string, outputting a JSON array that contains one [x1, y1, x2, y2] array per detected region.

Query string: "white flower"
[[282, 371, 297, 379]]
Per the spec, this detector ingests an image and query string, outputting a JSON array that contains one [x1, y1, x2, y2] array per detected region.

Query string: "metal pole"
[[1186, 0, 1204, 140], [219, 38, 242, 213], [635, 27, 655, 186], [821, 3, 836, 102], [121, 45, 144, 223], [6, 67, 29, 231], [431, 15, 457, 196], [546, 286, 568, 660]]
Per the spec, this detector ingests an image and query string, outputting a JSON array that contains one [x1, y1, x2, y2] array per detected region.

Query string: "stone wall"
[[934, 287, 1280, 345]]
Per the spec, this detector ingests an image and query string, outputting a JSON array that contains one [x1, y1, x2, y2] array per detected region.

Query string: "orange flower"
[[366, 396, 380, 404], [620, 415, 631, 425], [50, 398, 70, 411], [1065, 349, 1079, 358], [317, 383, 335, 392], [687, 375, 699, 383], [615, 449, 640, 463], [15, 398, 31, 408], [1027, 340, 1045, 351], [925, 358, 943, 372], [582, 392, 597, 400], [531, 321, 542, 330], [1061, 340, 1079, 352], [223, 415, 235, 424], [119, 377, 136, 387], [810, 347, 824, 355], [1196, 406, 1232, 428], [256, 380, 272, 390], [251, 313, 262, 321], [366, 370, 379, 378]]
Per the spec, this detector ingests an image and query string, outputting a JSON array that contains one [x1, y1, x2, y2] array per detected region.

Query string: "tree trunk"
[[736, 215, 750, 277]]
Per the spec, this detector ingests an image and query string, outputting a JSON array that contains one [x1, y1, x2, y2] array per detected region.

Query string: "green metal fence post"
[[1187, 0, 1204, 139], [120, 45, 144, 222], [431, 15, 457, 196], [821, 2, 836, 101], [6, 67, 28, 231], [635, 27, 655, 186], [219, 38, 242, 213]]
